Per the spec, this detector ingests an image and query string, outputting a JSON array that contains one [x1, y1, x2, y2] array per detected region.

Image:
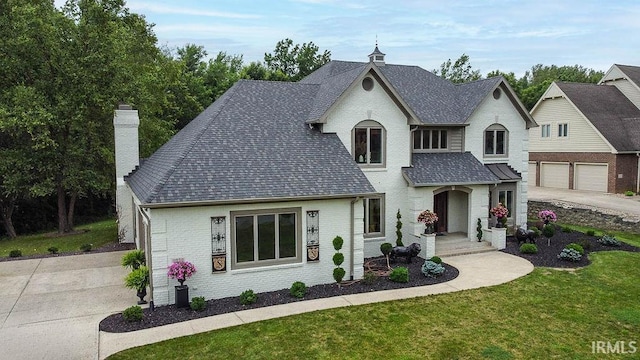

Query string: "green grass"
[[0, 218, 117, 257], [108, 250, 640, 360]]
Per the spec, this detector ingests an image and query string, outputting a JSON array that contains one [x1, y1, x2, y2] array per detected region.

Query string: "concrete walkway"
[[98, 251, 534, 359], [0, 251, 132, 360]]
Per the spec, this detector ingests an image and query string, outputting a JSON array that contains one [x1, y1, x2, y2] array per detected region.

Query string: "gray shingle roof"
[[557, 82, 640, 151], [617, 64, 640, 87], [402, 152, 500, 187], [485, 163, 521, 181], [126, 80, 376, 205]]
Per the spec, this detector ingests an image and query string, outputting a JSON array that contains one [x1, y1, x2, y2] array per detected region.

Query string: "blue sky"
[[59, 0, 639, 77]]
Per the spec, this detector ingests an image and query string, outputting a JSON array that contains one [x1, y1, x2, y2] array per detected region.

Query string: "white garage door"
[[528, 162, 537, 186], [540, 162, 569, 189], [575, 163, 608, 192]]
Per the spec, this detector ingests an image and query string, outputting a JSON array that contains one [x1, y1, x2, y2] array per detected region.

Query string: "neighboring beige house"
[[529, 64, 640, 194], [114, 47, 536, 306]]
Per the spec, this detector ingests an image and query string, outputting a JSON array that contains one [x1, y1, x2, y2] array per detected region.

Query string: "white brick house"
[[114, 47, 536, 306]]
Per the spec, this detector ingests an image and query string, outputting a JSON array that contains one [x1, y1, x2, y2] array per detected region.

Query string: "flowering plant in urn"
[[167, 260, 196, 286], [490, 203, 509, 219], [538, 209, 557, 224], [417, 210, 438, 224]]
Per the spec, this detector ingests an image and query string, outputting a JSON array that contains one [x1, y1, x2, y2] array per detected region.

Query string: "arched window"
[[353, 120, 385, 166], [484, 124, 508, 157]]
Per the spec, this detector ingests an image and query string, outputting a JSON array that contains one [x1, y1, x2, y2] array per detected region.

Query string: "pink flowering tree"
[[417, 210, 438, 234], [538, 210, 557, 225], [167, 260, 197, 286], [490, 203, 509, 227]]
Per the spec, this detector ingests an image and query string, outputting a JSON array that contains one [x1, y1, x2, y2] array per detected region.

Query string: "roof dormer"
[[368, 45, 385, 66]]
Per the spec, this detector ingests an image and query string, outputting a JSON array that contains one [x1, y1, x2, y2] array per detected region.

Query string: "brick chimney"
[[113, 104, 140, 243]]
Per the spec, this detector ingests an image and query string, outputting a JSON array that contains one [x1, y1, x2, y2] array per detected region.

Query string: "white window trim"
[[558, 123, 569, 138], [541, 124, 551, 138]]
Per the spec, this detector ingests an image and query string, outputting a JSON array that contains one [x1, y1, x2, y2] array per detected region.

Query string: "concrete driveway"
[[529, 186, 640, 219], [0, 251, 133, 360]]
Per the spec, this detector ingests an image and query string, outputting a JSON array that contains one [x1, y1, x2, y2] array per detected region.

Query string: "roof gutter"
[[139, 192, 380, 209], [637, 153, 640, 194]]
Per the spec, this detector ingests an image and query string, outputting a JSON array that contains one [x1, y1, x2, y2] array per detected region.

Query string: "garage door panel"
[[541, 163, 569, 189], [575, 164, 608, 192]]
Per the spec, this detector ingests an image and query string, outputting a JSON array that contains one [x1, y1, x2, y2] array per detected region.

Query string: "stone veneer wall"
[[528, 201, 640, 234]]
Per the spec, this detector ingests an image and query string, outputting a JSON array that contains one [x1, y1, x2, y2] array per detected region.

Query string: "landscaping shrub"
[[380, 242, 393, 257], [122, 305, 143, 322], [562, 226, 573, 233], [9, 249, 22, 257], [625, 190, 635, 196], [531, 227, 541, 237], [421, 260, 445, 277], [586, 230, 596, 237], [598, 235, 620, 247], [541, 224, 555, 238], [395, 209, 404, 246], [80, 243, 92, 252], [47, 247, 59, 255], [332, 236, 344, 251], [240, 289, 257, 305], [332, 253, 344, 266], [558, 248, 582, 262], [519, 243, 538, 254], [333, 267, 346, 283], [362, 271, 378, 285], [389, 267, 409, 283], [290, 281, 307, 298], [578, 239, 592, 251], [190, 296, 206, 311], [565, 243, 584, 255], [122, 249, 146, 269], [429, 256, 442, 264]]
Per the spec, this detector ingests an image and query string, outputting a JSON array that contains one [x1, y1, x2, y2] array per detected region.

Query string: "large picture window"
[[232, 208, 301, 269], [412, 129, 448, 150], [353, 121, 385, 166], [363, 196, 384, 237], [484, 124, 508, 156]]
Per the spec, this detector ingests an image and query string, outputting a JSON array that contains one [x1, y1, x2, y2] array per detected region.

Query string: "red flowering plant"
[[167, 260, 197, 286], [417, 210, 438, 225], [490, 203, 509, 219], [538, 210, 557, 224]]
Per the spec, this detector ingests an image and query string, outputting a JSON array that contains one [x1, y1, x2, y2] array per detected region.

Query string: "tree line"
[[0, 0, 605, 239]]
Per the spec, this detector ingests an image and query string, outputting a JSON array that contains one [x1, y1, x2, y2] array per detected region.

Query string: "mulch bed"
[[99, 256, 459, 333], [100, 226, 640, 333], [0, 241, 135, 262], [501, 225, 639, 268]]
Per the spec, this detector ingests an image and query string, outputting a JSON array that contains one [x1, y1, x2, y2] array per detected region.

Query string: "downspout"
[[636, 153, 640, 194], [350, 196, 361, 281]]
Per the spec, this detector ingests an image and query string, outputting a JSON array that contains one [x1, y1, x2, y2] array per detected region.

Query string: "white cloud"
[[127, 2, 262, 19]]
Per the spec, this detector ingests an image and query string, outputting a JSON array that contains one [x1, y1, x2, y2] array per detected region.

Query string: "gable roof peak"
[[368, 44, 386, 66]]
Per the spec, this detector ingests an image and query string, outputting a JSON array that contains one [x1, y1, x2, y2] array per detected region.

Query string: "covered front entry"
[[433, 187, 469, 235]]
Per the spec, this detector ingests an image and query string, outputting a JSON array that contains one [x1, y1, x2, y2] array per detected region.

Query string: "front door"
[[434, 192, 448, 233]]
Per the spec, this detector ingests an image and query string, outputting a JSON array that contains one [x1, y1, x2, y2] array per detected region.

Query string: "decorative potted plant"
[[417, 210, 438, 234], [121, 249, 146, 270], [490, 203, 509, 228], [168, 260, 197, 308], [124, 265, 149, 304]]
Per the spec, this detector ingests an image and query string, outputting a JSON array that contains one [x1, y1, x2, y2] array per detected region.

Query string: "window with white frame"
[[412, 129, 448, 150], [558, 123, 568, 137], [541, 124, 551, 138], [353, 121, 384, 166], [498, 190, 514, 218], [363, 196, 384, 236], [231, 208, 301, 269], [484, 124, 508, 156]]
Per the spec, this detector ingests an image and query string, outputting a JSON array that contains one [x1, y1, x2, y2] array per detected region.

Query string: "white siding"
[[530, 96, 611, 153], [148, 198, 363, 305], [322, 75, 412, 255]]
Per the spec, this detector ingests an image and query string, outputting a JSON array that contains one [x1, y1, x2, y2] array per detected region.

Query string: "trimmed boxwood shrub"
[[421, 260, 445, 278], [598, 235, 620, 247], [542, 224, 555, 238], [519, 243, 538, 254], [190, 296, 206, 311], [290, 281, 307, 298], [9, 249, 22, 257], [389, 267, 409, 283], [429, 256, 442, 264], [333, 267, 346, 283], [122, 305, 143, 322], [380, 242, 393, 257], [332, 236, 344, 251], [558, 248, 582, 262], [240, 289, 257, 305], [332, 253, 344, 266], [565, 243, 584, 255]]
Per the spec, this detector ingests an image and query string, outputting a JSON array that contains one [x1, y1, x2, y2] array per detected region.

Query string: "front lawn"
[[108, 250, 640, 359], [0, 218, 118, 258]]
